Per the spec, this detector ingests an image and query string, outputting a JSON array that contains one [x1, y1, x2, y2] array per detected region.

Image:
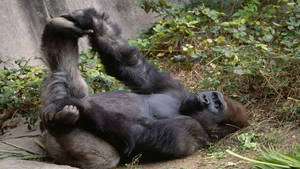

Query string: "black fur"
[[40, 8, 248, 168]]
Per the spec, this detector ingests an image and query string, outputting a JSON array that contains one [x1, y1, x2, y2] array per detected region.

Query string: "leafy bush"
[[78, 50, 126, 93], [131, 0, 300, 121], [0, 58, 45, 129], [0, 51, 123, 129]]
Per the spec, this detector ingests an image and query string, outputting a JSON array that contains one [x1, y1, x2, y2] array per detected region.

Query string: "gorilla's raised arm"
[[63, 9, 187, 97]]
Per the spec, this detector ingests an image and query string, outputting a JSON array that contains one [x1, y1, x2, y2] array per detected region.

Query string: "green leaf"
[[263, 34, 273, 42]]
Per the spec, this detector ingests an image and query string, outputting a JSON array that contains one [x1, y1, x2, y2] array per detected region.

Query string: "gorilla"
[[39, 8, 249, 169]]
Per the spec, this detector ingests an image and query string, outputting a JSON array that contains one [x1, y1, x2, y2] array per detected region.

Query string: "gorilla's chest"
[[89, 91, 181, 120], [143, 94, 181, 119]]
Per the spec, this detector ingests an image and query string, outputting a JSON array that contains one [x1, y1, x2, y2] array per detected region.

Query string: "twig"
[[260, 72, 282, 97], [288, 97, 300, 102], [205, 55, 222, 66]]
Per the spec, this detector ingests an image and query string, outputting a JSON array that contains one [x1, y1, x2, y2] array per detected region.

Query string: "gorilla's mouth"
[[212, 92, 223, 110]]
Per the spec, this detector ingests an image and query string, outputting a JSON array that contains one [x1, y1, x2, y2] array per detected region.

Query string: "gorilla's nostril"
[[202, 95, 210, 105], [214, 100, 223, 110]]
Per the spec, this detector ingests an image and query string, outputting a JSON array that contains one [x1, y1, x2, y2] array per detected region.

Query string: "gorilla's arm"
[[63, 9, 187, 97]]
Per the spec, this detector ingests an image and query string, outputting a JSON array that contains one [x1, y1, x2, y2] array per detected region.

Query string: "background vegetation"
[[132, 0, 300, 121]]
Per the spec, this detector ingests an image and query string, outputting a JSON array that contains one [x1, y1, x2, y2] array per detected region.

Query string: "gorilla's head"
[[189, 91, 228, 123], [186, 91, 248, 140]]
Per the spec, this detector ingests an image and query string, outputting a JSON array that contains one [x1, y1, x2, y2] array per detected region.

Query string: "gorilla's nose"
[[196, 92, 210, 105]]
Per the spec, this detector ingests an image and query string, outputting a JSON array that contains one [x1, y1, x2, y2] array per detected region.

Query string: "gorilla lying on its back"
[[40, 8, 249, 169]]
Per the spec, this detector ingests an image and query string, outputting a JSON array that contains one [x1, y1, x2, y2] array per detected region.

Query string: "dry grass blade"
[[0, 141, 46, 160], [0, 141, 36, 154]]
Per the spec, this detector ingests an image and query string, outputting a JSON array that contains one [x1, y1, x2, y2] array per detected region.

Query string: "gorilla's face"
[[197, 91, 227, 115], [189, 91, 228, 131]]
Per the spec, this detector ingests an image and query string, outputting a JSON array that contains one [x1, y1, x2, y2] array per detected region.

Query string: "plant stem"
[[226, 150, 289, 168]]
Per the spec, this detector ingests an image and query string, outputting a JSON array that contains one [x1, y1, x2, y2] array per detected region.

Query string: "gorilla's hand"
[[61, 8, 120, 37]]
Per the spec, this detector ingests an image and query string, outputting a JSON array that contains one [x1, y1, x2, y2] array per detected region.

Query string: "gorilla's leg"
[[62, 9, 187, 97], [40, 16, 90, 127], [40, 16, 120, 169], [136, 116, 208, 159]]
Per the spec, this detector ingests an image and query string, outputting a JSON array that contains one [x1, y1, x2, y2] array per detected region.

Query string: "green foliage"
[[0, 51, 124, 129], [227, 146, 300, 169], [208, 151, 227, 159], [276, 98, 300, 122], [253, 146, 300, 169], [132, 0, 300, 121], [0, 57, 45, 129], [78, 49, 126, 93], [237, 131, 261, 150]]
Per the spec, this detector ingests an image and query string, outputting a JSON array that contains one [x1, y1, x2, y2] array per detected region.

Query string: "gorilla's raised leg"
[[40, 16, 120, 169], [40, 16, 90, 128], [62, 9, 187, 97]]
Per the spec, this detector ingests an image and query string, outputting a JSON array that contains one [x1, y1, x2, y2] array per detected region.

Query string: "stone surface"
[[0, 119, 78, 169], [0, 0, 157, 65], [0, 159, 78, 169]]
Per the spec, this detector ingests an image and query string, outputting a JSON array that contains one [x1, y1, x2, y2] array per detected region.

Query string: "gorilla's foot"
[[47, 17, 93, 37], [54, 105, 79, 126]]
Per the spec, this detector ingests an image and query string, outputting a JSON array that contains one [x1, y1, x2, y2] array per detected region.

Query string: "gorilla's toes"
[[53, 105, 80, 125], [47, 17, 93, 37]]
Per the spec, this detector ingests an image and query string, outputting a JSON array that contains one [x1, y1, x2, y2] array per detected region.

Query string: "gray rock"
[[0, 0, 157, 66], [0, 159, 78, 169], [0, 119, 77, 169]]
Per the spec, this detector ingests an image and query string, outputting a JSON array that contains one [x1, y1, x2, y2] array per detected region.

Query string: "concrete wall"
[[0, 0, 157, 65]]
